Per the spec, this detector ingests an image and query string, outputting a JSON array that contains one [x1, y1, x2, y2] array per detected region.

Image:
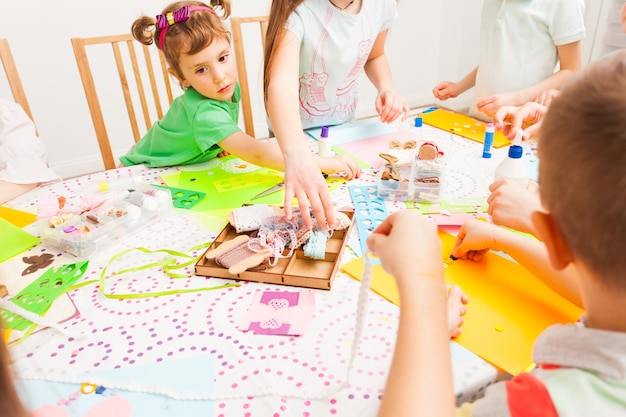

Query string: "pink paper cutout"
[[32, 396, 132, 417], [238, 290, 316, 335]]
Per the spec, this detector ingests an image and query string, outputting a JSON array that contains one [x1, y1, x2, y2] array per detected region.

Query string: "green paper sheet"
[[0, 218, 40, 263], [161, 156, 345, 212]]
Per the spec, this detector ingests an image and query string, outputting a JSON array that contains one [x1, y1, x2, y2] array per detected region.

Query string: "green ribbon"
[[78, 242, 240, 299]]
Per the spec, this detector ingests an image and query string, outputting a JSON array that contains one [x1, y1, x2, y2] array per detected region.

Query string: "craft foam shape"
[[212, 172, 282, 192], [1, 261, 89, 330], [153, 184, 205, 209], [348, 186, 389, 257], [341, 230, 583, 375], [419, 107, 510, 148]]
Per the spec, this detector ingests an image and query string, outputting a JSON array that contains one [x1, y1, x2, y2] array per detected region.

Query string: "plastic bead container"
[[38, 185, 172, 258], [376, 156, 443, 203]]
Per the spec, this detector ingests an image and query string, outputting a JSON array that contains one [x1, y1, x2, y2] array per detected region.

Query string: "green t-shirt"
[[119, 84, 241, 167]]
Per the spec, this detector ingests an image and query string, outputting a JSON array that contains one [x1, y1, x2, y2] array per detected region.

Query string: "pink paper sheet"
[[335, 130, 419, 168]]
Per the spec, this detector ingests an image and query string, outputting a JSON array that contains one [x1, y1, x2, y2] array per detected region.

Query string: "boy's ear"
[[532, 210, 573, 271]]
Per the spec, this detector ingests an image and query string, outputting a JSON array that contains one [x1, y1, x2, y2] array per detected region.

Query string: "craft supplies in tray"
[[377, 141, 444, 203], [38, 185, 173, 258], [195, 205, 355, 290]]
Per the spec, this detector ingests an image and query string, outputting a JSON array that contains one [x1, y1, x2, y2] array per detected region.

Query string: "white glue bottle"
[[494, 129, 529, 187], [318, 125, 332, 157]]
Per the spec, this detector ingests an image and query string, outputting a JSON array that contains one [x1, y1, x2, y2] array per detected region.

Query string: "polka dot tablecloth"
[[4, 144, 499, 416]]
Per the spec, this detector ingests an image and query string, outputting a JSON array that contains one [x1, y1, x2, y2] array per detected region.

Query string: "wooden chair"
[[0, 38, 34, 121], [71, 34, 177, 170], [230, 16, 269, 138]]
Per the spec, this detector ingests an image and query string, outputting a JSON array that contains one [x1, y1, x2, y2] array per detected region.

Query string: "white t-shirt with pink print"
[[285, 0, 397, 130]]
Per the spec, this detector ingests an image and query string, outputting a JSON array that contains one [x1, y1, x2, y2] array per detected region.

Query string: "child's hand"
[[476, 92, 518, 118], [367, 210, 443, 285], [493, 102, 547, 141], [487, 179, 542, 236], [534, 88, 560, 107], [447, 285, 468, 338], [452, 219, 501, 262], [432, 81, 460, 100], [318, 154, 362, 180], [375, 90, 409, 124]]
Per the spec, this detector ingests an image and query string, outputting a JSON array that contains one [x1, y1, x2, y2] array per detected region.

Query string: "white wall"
[[0, 0, 603, 179]]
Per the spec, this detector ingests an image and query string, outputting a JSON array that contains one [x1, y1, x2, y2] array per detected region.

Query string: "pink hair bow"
[[156, 5, 215, 50], [156, 5, 192, 29]]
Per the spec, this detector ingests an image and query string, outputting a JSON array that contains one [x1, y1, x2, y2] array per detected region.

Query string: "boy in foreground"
[[368, 51, 626, 416]]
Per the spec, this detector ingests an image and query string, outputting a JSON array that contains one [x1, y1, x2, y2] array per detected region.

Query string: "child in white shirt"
[[0, 99, 59, 204]]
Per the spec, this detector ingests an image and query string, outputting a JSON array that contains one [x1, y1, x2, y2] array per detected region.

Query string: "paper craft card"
[[238, 290, 316, 335], [341, 230, 583, 375], [0, 218, 40, 263], [419, 107, 510, 148]]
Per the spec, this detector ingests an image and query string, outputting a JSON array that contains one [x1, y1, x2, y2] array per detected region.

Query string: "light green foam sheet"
[[161, 156, 345, 212]]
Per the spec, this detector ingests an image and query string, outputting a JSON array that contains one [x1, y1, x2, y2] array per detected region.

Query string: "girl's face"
[[175, 37, 238, 101]]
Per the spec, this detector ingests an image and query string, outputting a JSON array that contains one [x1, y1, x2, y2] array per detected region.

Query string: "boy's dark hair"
[[131, 1, 231, 80], [539, 51, 626, 291]]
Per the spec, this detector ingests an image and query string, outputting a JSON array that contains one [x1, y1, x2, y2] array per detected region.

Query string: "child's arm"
[[219, 132, 361, 180], [266, 30, 335, 230], [477, 41, 583, 117], [432, 67, 478, 100], [363, 30, 409, 123], [368, 211, 456, 417], [0, 180, 39, 204], [452, 220, 582, 307]]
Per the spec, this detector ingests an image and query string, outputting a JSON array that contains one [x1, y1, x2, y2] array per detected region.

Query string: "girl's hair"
[[0, 326, 31, 417], [131, 0, 232, 80], [263, 0, 305, 111]]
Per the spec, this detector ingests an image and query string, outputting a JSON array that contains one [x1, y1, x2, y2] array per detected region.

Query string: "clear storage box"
[[376, 156, 443, 203], [38, 185, 172, 258]]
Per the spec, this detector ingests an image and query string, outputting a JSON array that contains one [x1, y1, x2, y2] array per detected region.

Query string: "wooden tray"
[[195, 211, 355, 290]]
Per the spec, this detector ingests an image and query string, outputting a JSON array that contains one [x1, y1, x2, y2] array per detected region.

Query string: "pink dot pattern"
[[9, 162, 497, 415]]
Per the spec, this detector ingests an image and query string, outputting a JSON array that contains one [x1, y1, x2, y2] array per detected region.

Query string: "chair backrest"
[[71, 34, 177, 170], [230, 16, 269, 138], [0, 38, 34, 122]]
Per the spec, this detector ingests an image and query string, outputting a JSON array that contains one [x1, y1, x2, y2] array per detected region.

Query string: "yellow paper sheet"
[[0, 206, 37, 228], [341, 230, 583, 375], [420, 108, 511, 148]]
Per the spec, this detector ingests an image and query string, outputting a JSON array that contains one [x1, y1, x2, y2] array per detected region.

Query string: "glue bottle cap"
[[508, 145, 523, 159], [414, 117, 423, 127], [321, 125, 329, 138]]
